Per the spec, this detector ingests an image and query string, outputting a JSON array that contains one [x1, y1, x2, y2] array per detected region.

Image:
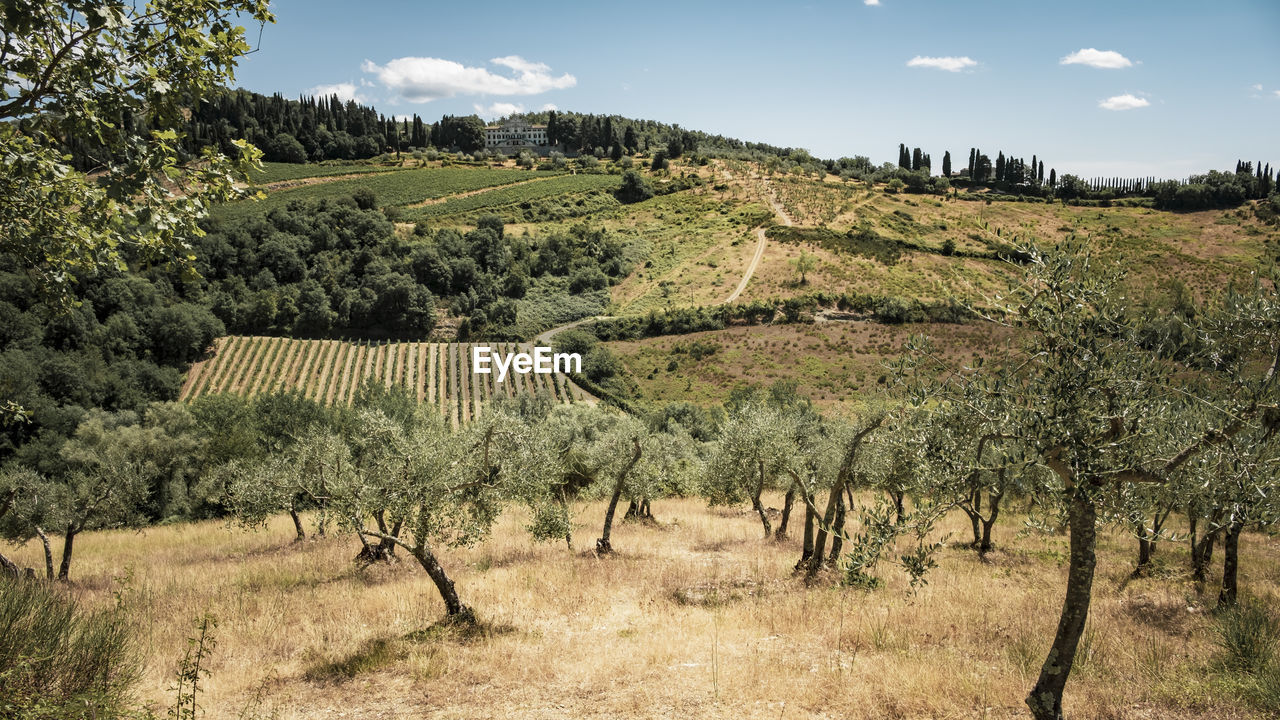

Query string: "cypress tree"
[[911, 147, 922, 172], [899, 143, 910, 169], [968, 148, 976, 177], [1049, 168, 1056, 187], [1038, 160, 1045, 185], [996, 152, 1006, 183], [942, 151, 952, 177]]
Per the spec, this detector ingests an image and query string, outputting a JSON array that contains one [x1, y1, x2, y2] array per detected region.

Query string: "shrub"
[[0, 579, 138, 718], [615, 170, 654, 204], [1216, 602, 1279, 672]]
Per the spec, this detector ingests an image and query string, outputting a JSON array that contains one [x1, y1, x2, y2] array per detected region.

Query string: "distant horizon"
[[232, 0, 1280, 179]]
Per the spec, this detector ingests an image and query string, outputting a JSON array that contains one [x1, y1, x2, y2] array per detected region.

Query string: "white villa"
[[484, 118, 550, 152]]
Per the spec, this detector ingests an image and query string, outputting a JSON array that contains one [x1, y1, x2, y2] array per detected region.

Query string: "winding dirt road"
[[527, 174, 793, 404], [723, 180, 792, 304]]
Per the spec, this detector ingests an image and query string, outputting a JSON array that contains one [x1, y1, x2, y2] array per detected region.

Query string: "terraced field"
[[404, 172, 621, 221], [249, 161, 398, 184], [179, 337, 588, 425], [215, 167, 544, 221]]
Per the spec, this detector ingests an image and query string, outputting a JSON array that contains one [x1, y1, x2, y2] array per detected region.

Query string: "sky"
[[231, 0, 1280, 179]]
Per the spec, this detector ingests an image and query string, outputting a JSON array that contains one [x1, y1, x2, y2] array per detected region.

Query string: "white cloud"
[[362, 55, 575, 103], [473, 102, 525, 119], [906, 56, 977, 72], [1252, 83, 1263, 91], [1098, 93, 1149, 111], [864, 0, 881, 5], [540, 103, 558, 111], [308, 82, 365, 103], [1274, 90, 1280, 98], [1060, 48, 1133, 69]]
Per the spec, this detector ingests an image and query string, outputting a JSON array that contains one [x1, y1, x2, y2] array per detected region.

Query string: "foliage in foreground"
[[0, 578, 137, 719]]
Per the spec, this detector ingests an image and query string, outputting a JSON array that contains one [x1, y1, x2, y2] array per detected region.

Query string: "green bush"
[[0, 579, 138, 719]]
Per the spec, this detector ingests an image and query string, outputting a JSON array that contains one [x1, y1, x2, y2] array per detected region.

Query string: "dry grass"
[[607, 321, 1019, 412], [9, 495, 1277, 719]]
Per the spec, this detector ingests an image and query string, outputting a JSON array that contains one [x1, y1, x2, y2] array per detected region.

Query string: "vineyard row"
[[179, 337, 587, 426]]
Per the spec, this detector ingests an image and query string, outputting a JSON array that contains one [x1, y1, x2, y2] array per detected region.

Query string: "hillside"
[[174, 152, 1280, 417]]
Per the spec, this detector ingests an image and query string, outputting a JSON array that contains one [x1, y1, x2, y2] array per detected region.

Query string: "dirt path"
[[524, 174, 793, 405], [722, 177, 790, 304]]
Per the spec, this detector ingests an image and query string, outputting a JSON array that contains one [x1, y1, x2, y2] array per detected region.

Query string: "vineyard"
[[405, 172, 622, 221], [215, 167, 544, 221], [179, 336, 589, 424], [249, 161, 399, 184]]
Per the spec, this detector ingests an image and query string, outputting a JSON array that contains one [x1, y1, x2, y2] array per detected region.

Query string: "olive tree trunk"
[[596, 438, 642, 554], [411, 542, 471, 621], [806, 483, 842, 580], [57, 528, 77, 581], [825, 491, 847, 567], [774, 485, 796, 541], [1027, 492, 1098, 720], [289, 503, 306, 542], [35, 527, 54, 580], [751, 460, 772, 538], [1218, 522, 1242, 607]]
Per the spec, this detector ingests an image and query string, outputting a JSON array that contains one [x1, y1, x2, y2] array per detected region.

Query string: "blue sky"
[[232, 0, 1279, 178]]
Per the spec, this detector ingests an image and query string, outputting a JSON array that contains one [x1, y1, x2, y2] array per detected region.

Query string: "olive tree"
[[0, 466, 52, 578], [46, 412, 171, 580], [329, 406, 564, 622], [704, 402, 799, 538], [901, 243, 1279, 720], [588, 412, 647, 554], [800, 407, 887, 579]]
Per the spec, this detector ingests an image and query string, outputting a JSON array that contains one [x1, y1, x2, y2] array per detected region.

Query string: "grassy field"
[[604, 190, 769, 315], [768, 175, 1277, 300], [180, 337, 588, 425], [605, 320, 1019, 412], [12, 496, 1276, 719]]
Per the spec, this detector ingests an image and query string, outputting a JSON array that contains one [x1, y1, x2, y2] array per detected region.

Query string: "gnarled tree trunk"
[[1027, 491, 1098, 720], [411, 542, 471, 621], [806, 484, 841, 580], [751, 460, 772, 538], [825, 491, 847, 567], [797, 502, 816, 570], [289, 503, 306, 542], [35, 527, 54, 580]]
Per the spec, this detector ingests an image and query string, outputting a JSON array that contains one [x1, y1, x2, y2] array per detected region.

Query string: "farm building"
[[484, 118, 549, 152]]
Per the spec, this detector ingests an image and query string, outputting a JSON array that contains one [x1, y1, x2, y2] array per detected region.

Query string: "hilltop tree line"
[[883, 143, 1278, 210], [57, 87, 811, 168]]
